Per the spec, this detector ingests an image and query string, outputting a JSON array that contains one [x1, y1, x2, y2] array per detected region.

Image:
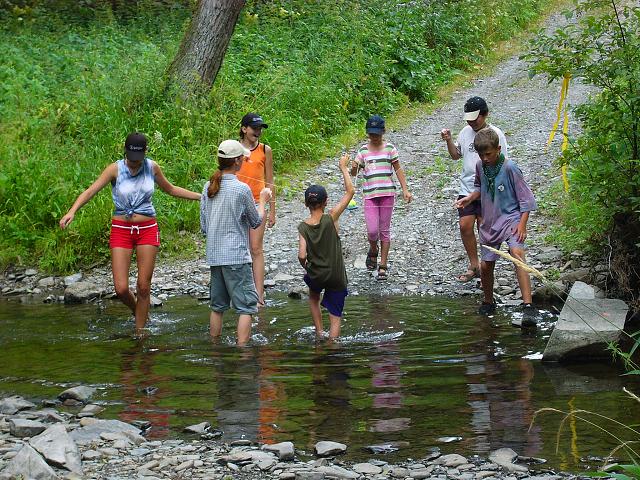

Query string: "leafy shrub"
[[524, 0, 640, 302]]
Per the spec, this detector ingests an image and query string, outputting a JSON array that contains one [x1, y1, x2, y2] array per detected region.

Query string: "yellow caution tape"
[[547, 74, 571, 191]]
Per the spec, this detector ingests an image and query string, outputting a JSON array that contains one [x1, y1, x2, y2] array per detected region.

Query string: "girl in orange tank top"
[[238, 112, 276, 306]]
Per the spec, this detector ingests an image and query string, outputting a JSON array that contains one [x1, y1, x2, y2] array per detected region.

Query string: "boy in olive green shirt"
[[298, 154, 354, 339]]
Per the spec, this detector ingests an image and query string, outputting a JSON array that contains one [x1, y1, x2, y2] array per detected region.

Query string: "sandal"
[[377, 265, 388, 281], [366, 248, 378, 271], [457, 266, 480, 283]]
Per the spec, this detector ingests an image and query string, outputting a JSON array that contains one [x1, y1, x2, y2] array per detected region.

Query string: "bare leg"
[[134, 245, 158, 331], [237, 314, 252, 346], [210, 311, 223, 338], [459, 215, 480, 271], [111, 247, 136, 313], [380, 240, 391, 267], [480, 260, 496, 303], [328, 314, 341, 339], [249, 216, 267, 305], [309, 289, 323, 337], [510, 247, 532, 304]]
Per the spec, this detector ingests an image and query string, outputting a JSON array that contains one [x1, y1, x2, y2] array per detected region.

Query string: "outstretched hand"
[[59, 213, 74, 229]]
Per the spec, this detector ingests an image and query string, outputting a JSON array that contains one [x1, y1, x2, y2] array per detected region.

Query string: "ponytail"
[[207, 155, 240, 198], [207, 171, 223, 198]]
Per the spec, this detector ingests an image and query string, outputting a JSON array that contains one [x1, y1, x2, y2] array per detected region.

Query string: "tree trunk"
[[167, 0, 245, 92]]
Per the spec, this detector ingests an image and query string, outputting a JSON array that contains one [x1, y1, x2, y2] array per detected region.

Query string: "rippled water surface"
[[1, 294, 637, 471]]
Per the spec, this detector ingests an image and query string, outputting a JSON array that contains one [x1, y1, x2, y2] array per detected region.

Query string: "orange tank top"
[[237, 143, 266, 202]]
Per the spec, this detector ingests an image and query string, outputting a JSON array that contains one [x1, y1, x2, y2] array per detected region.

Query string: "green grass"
[[1, 0, 548, 272]]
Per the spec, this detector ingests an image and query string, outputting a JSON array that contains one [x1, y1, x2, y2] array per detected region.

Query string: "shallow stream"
[[1, 294, 637, 472]]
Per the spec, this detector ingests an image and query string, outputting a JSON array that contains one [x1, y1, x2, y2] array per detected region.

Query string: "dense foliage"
[[1, 0, 545, 271], [524, 0, 640, 303]]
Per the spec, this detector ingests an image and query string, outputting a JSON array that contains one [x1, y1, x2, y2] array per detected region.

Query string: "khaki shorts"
[[209, 264, 258, 315]]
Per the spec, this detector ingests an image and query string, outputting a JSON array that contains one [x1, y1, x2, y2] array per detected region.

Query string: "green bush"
[[524, 0, 640, 302], [1, 0, 546, 271]]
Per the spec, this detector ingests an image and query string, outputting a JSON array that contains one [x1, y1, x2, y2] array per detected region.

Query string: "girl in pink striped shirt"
[[350, 115, 412, 280]]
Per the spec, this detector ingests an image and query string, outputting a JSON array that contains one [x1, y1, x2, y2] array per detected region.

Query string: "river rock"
[[69, 419, 142, 445], [543, 283, 629, 361], [183, 421, 210, 434], [77, 403, 103, 417], [0, 395, 35, 414], [316, 464, 359, 479], [63, 272, 83, 286], [262, 441, 295, 461], [9, 418, 47, 437], [558, 268, 591, 284], [30, 423, 83, 474], [353, 462, 383, 474], [532, 281, 566, 302], [535, 248, 563, 263], [58, 385, 96, 402], [0, 444, 59, 480], [488, 447, 528, 472], [434, 453, 468, 467], [63, 281, 104, 303], [38, 276, 57, 287], [314, 441, 347, 457]]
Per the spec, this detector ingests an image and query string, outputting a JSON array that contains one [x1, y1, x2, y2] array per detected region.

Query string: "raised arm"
[[440, 128, 461, 160], [329, 153, 355, 223], [59, 163, 118, 229], [154, 163, 201, 201]]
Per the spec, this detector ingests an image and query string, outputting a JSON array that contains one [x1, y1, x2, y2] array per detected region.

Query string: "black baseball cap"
[[241, 112, 268, 129], [463, 96, 488, 121], [366, 115, 385, 134], [124, 132, 147, 161], [304, 185, 328, 205]]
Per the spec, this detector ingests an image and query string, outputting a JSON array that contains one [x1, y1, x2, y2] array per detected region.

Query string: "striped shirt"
[[200, 174, 263, 266], [355, 142, 398, 199]]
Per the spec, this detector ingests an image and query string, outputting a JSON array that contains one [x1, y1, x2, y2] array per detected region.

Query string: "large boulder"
[[63, 281, 104, 303], [0, 444, 59, 480], [543, 282, 628, 362], [69, 418, 142, 445], [0, 395, 36, 414], [30, 424, 82, 474]]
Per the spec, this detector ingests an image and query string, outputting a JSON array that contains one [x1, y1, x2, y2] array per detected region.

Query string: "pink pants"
[[364, 195, 395, 243]]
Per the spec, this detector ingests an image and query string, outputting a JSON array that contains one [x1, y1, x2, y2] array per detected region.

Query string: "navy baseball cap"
[[366, 115, 385, 134], [241, 112, 268, 129], [125, 132, 147, 161], [304, 185, 328, 205]]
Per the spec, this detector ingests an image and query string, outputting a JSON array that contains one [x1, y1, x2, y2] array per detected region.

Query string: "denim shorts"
[[304, 274, 348, 318], [210, 264, 258, 315]]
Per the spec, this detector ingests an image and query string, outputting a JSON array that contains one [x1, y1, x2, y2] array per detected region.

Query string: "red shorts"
[[109, 219, 160, 249]]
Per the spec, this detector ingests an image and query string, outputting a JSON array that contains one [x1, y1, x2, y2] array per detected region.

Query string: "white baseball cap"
[[217, 139, 250, 159]]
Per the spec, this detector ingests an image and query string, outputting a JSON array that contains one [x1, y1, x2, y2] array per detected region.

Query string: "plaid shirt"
[[200, 174, 263, 266]]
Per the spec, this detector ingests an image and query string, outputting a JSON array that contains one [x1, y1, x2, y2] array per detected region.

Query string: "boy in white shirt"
[[441, 96, 509, 283]]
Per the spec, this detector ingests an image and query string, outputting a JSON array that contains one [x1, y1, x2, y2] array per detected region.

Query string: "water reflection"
[[462, 315, 541, 455], [211, 347, 260, 442], [118, 337, 173, 439], [1, 295, 639, 472]]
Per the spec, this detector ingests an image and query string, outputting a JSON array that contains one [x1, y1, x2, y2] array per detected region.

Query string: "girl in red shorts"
[[60, 132, 200, 331]]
